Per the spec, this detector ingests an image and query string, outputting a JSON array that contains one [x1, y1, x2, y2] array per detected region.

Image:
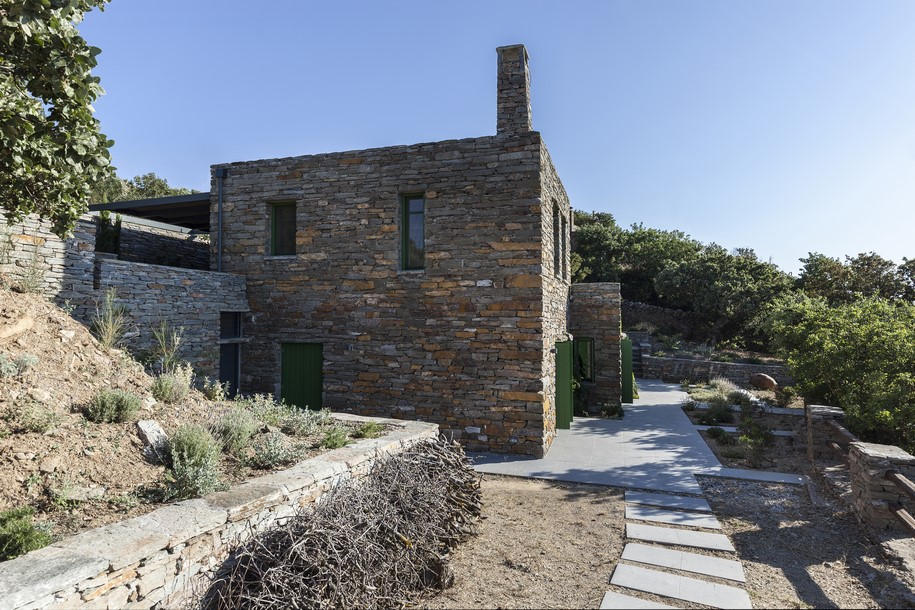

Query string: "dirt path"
[[700, 476, 915, 609], [422, 474, 624, 609]]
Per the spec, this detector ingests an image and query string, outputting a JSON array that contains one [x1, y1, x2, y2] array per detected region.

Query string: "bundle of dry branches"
[[200, 436, 482, 609]]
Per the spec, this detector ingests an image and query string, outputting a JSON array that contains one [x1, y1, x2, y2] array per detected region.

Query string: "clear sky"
[[79, 0, 915, 273]]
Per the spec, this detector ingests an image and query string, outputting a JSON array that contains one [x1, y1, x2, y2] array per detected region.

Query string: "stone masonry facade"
[[570, 282, 622, 409], [117, 216, 209, 270], [210, 44, 600, 456], [640, 354, 792, 386]]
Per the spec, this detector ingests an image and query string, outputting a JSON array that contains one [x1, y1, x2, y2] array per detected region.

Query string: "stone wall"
[[94, 258, 247, 379], [116, 216, 209, 270], [849, 442, 915, 529], [622, 300, 707, 338], [641, 354, 792, 386], [0, 416, 437, 610], [570, 282, 622, 409]]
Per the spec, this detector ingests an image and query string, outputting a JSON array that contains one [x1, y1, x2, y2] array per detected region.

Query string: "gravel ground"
[[700, 476, 915, 609], [421, 474, 624, 609]]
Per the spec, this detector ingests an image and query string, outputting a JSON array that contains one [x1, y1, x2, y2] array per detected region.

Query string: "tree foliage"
[[1, 0, 112, 236], [798, 251, 915, 304], [90, 171, 197, 203], [765, 295, 915, 452]]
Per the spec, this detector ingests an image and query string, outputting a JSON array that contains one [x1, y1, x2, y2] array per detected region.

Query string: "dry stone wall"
[[117, 216, 209, 270], [622, 300, 707, 338], [849, 442, 915, 529], [570, 282, 622, 409], [211, 131, 558, 456], [0, 417, 437, 610], [641, 354, 792, 386]]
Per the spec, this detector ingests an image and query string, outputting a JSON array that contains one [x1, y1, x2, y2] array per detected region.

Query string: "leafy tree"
[[798, 251, 914, 304], [0, 0, 113, 236], [90, 171, 197, 203]]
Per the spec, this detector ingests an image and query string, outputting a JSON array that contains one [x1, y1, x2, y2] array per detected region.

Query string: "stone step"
[[622, 542, 746, 582], [699, 467, 807, 486], [600, 590, 676, 609], [611, 564, 752, 609], [626, 505, 722, 529], [625, 491, 712, 513], [626, 523, 736, 552]]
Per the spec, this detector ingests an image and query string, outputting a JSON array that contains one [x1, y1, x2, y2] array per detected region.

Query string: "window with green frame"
[[401, 194, 425, 270], [270, 202, 296, 256], [573, 337, 595, 382]]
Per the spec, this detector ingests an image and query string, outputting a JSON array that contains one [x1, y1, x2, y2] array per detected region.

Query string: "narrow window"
[[270, 202, 296, 256], [220, 312, 243, 339], [573, 337, 595, 382], [553, 204, 560, 278], [401, 194, 425, 270], [561, 213, 568, 280]]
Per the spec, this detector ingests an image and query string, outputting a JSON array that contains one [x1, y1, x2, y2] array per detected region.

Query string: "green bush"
[[236, 394, 289, 427], [84, 389, 140, 423], [151, 363, 194, 404], [164, 425, 223, 500], [697, 402, 734, 425], [247, 432, 303, 469], [727, 390, 754, 408], [705, 426, 736, 445], [352, 421, 384, 439], [320, 426, 350, 449], [0, 507, 51, 560], [767, 295, 915, 452], [0, 353, 38, 378], [213, 407, 259, 455], [199, 377, 229, 402], [709, 377, 738, 394], [6, 401, 59, 434]]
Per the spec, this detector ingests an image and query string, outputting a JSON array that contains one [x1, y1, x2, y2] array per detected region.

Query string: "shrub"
[[281, 408, 332, 437], [709, 377, 738, 394], [352, 421, 384, 439], [0, 507, 51, 560], [247, 433, 303, 469], [776, 385, 798, 407], [200, 377, 229, 402], [236, 394, 288, 427], [320, 426, 350, 449], [164, 424, 223, 500], [0, 354, 38, 379], [152, 321, 184, 373], [152, 363, 194, 404], [697, 402, 734, 425], [727, 390, 754, 408], [90, 288, 130, 350], [706, 426, 736, 445], [0, 354, 18, 378], [84, 389, 140, 423], [213, 407, 259, 456], [6, 401, 59, 434]]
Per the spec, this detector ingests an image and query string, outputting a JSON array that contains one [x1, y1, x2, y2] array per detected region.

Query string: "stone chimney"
[[496, 44, 532, 135]]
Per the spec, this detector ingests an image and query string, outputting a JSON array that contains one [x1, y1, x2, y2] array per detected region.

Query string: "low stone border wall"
[[641, 355, 792, 387], [849, 442, 915, 529], [0, 415, 437, 610]]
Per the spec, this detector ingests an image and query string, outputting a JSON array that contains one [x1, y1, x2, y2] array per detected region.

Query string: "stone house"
[[44, 44, 621, 457]]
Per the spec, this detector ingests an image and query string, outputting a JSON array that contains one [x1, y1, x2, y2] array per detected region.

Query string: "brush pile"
[[201, 436, 482, 609]]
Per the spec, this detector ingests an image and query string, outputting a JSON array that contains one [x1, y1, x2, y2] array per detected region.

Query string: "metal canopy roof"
[[88, 192, 212, 231]]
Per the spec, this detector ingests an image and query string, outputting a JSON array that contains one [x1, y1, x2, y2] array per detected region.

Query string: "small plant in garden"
[[682, 399, 697, 411], [83, 389, 140, 423], [90, 288, 129, 349], [152, 363, 194, 404], [776, 385, 799, 407], [199, 376, 229, 401], [0, 507, 51, 560], [212, 407, 259, 456], [5, 400, 59, 434], [236, 394, 288, 427], [320, 426, 350, 449], [281, 408, 333, 437], [697, 402, 734, 425], [0, 354, 17, 378], [727, 389, 754, 408], [706, 426, 737, 446], [152, 321, 184, 373], [709, 376, 738, 394], [0, 353, 39, 379], [14, 250, 45, 294], [247, 432, 304, 469], [352, 421, 384, 439], [164, 424, 223, 500]]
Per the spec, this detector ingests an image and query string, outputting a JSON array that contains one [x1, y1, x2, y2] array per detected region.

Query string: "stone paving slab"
[[600, 590, 676, 609], [700, 467, 807, 485], [694, 425, 796, 437], [611, 564, 752, 609], [627, 523, 736, 552], [622, 542, 746, 582], [696, 403, 804, 416], [626, 505, 722, 529], [626, 491, 712, 512]]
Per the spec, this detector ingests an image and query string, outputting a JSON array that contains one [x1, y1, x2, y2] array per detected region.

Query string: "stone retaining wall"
[[117, 216, 209, 270], [641, 354, 792, 387], [570, 282, 622, 409], [849, 442, 915, 529], [0, 416, 438, 610]]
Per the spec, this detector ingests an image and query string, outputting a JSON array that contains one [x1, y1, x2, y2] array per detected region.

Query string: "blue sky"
[[80, 0, 915, 273]]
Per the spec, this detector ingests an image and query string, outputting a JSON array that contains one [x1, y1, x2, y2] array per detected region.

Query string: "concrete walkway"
[[472, 379, 721, 494], [472, 379, 807, 493]]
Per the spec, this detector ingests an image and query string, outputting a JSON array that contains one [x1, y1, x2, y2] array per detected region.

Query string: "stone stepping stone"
[[611, 564, 751, 609], [622, 542, 746, 582], [625, 491, 712, 513], [627, 523, 736, 552], [700, 467, 807, 486], [600, 590, 676, 609], [626, 505, 722, 529]]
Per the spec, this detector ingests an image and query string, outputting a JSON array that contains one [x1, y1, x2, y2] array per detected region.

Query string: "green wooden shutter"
[[556, 340, 573, 429], [281, 343, 323, 409]]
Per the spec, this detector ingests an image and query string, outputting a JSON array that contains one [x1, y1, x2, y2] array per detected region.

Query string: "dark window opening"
[[270, 202, 296, 256], [401, 194, 425, 270], [220, 311, 243, 339], [573, 337, 595, 382]]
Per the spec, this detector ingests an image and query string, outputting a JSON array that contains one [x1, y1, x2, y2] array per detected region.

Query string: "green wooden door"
[[621, 338, 633, 403], [281, 343, 323, 410], [556, 340, 573, 429]]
